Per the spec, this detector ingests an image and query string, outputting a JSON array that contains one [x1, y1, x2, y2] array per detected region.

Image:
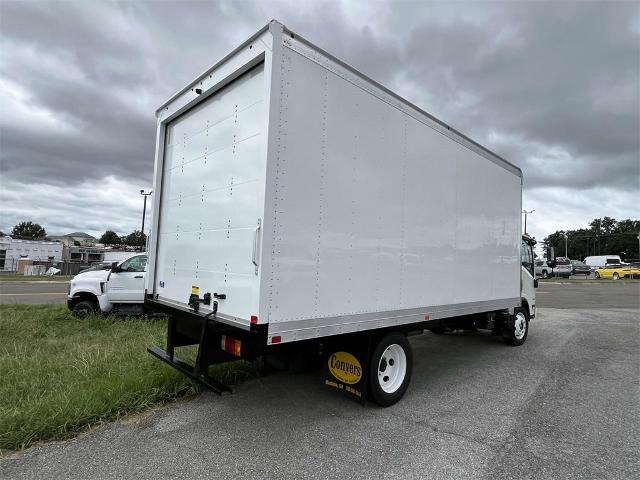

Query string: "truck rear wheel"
[[504, 307, 528, 346], [72, 300, 97, 318], [368, 332, 412, 407]]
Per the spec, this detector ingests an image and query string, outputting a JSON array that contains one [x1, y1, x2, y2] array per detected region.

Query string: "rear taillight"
[[220, 335, 241, 357]]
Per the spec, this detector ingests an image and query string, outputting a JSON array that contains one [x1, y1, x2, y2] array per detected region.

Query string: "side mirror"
[[546, 246, 556, 269], [534, 279, 539, 289], [111, 262, 121, 273]]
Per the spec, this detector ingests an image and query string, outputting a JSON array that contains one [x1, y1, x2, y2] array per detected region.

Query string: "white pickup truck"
[[67, 254, 147, 317]]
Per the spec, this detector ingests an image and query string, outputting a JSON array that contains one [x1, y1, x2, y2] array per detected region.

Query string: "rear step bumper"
[[147, 346, 231, 394], [145, 296, 268, 394]]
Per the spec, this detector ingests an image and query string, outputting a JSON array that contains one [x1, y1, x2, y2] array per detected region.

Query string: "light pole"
[[562, 231, 568, 257], [140, 190, 152, 242], [522, 209, 535, 235]]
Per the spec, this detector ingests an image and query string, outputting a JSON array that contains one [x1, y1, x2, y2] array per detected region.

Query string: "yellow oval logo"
[[328, 352, 362, 385]]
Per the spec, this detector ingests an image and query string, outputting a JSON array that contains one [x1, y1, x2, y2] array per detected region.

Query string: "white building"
[[0, 236, 63, 271]]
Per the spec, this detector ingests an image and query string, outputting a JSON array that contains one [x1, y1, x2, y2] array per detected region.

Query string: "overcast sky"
[[0, 0, 638, 242]]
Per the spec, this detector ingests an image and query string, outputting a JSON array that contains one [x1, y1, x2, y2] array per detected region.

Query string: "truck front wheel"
[[72, 300, 97, 318], [368, 332, 413, 407], [504, 308, 529, 346]]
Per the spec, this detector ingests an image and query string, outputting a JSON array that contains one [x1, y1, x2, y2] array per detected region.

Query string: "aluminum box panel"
[[148, 21, 523, 342], [265, 35, 521, 339]]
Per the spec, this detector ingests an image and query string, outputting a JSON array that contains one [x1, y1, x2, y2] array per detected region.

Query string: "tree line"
[[6, 222, 146, 248], [544, 217, 640, 261]]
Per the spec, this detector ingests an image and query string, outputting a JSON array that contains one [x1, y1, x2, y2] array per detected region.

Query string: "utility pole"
[[140, 190, 152, 249], [522, 209, 535, 235]]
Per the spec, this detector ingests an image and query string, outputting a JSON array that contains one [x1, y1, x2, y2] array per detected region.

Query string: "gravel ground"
[[2, 283, 638, 479]]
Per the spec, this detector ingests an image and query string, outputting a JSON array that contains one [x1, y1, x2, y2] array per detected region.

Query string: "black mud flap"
[[321, 334, 372, 405]]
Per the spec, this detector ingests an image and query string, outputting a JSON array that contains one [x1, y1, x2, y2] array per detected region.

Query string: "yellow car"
[[595, 265, 640, 280]]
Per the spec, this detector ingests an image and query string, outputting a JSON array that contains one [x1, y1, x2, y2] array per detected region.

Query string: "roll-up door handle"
[[252, 218, 261, 275]]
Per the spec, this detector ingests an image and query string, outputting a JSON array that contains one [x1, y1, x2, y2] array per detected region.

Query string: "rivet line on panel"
[[314, 71, 328, 313]]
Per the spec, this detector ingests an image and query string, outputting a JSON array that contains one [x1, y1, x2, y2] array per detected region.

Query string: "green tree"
[[123, 230, 146, 249], [545, 217, 640, 261], [99, 230, 121, 245], [11, 221, 46, 240]]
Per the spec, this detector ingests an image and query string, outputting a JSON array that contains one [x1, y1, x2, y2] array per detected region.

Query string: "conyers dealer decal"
[[328, 352, 362, 384]]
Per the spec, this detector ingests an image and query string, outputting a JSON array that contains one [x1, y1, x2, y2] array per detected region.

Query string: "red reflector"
[[424, 314, 430, 321], [250, 315, 258, 324], [221, 335, 241, 357], [271, 336, 281, 344]]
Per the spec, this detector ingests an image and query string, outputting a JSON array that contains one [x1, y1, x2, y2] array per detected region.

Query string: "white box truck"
[[145, 20, 548, 405]]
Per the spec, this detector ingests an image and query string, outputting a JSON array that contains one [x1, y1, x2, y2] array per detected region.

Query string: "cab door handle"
[[134, 275, 143, 279]]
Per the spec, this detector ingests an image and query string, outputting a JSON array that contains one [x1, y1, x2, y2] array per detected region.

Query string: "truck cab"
[[521, 235, 537, 320], [67, 254, 147, 317]]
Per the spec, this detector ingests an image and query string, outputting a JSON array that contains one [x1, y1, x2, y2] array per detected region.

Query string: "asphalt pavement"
[[0, 281, 69, 304], [1, 283, 639, 479]]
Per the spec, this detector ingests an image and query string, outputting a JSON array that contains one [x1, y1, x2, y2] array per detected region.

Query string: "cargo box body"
[[147, 21, 522, 346]]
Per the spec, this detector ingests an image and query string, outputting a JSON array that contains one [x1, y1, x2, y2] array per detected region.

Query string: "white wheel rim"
[[378, 344, 407, 393], [514, 312, 527, 340]]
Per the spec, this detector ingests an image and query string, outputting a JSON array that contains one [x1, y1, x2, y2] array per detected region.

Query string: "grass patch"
[[539, 277, 640, 283], [0, 305, 259, 453], [0, 275, 72, 282]]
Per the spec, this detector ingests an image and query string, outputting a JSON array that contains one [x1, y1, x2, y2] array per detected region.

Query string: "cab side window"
[[119, 255, 148, 272], [521, 241, 533, 275]]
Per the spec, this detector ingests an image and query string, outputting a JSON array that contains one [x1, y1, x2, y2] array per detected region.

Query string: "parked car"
[[583, 255, 623, 271], [570, 260, 591, 276], [553, 257, 573, 278], [535, 258, 572, 278], [68, 254, 148, 317], [594, 264, 640, 280], [535, 260, 553, 278]]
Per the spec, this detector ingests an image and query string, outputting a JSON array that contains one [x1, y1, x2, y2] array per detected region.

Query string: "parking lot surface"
[[0, 281, 68, 304], [1, 283, 638, 479]]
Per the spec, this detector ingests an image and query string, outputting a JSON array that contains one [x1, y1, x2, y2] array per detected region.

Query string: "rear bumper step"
[[148, 346, 232, 394], [145, 295, 268, 394]]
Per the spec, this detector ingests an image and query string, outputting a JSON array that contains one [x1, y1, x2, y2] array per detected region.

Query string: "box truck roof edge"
[[155, 19, 522, 178]]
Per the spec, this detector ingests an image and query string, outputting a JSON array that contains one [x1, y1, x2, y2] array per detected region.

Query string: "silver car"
[[535, 258, 572, 278]]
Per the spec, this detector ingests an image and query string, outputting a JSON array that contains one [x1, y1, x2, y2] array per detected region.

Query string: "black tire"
[[72, 300, 97, 318], [503, 307, 529, 346], [594, 271, 600, 279], [613, 272, 620, 280], [368, 332, 413, 407], [541, 270, 549, 279]]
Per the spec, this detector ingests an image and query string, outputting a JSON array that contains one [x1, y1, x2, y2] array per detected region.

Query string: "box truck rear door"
[[154, 64, 265, 323]]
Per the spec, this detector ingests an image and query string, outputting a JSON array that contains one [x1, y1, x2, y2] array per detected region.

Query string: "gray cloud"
[[0, 0, 638, 239]]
